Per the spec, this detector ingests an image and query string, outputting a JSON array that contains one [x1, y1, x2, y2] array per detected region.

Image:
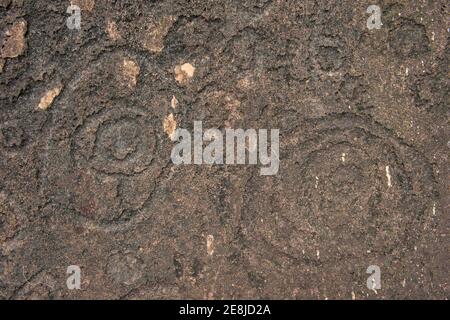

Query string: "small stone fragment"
[[163, 113, 177, 141], [106, 19, 121, 41], [38, 84, 63, 110], [385, 165, 392, 188], [174, 63, 195, 85], [206, 235, 215, 256], [141, 16, 176, 53], [122, 58, 140, 88], [1, 19, 27, 59], [171, 95, 178, 109]]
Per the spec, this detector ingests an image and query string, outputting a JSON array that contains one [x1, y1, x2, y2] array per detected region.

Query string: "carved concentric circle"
[[73, 107, 156, 176], [43, 50, 170, 229], [242, 113, 436, 264]]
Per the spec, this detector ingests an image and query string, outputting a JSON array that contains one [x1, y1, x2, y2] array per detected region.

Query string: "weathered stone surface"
[[0, 0, 447, 301]]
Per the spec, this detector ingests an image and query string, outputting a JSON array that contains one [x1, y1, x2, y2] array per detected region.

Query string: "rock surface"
[[0, 0, 448, 300]]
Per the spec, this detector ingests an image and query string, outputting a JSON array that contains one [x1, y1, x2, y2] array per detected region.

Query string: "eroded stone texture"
[[0, 0, 448, 301]]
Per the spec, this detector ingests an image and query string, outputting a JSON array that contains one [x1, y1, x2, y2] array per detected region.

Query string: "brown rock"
[[1, 19, 27, 59], [206, 235, 215, 256], [106, 19, 121, 41], [70, 0, 95, 11], [171, 95, 179, 109], [163, 113, 177, 141], [141, 16, 176, 54], [122, 58, 140, 88], [174, 63, 195, 85], [37, 84, 63, 110]]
